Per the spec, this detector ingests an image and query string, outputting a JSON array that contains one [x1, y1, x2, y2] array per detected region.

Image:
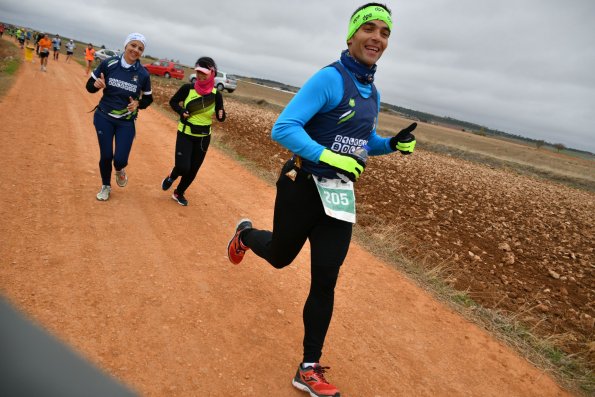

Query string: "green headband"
[[346, 5, 393, 42]]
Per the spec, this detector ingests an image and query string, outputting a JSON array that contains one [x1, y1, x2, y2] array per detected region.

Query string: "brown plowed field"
[[0, 38, 591, 396]]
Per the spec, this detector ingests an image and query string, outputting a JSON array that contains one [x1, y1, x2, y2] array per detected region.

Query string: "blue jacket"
[[271, 60, 394, 177]]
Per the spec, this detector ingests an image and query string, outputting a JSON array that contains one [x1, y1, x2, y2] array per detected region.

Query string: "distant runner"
[[52, 34, 61, 60], [85, 43, 96, 75], [38, 34, 52, 72], [17, 29, 24, 49], [65, 39, 75, 63], [34, 31, 42, 54], [226, 3, 417, 397], [85, 33, 153, 201]]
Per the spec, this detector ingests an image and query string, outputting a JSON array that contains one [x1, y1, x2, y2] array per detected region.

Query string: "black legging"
[[242, 160, 352, 363], [169, 132, 211, 194]]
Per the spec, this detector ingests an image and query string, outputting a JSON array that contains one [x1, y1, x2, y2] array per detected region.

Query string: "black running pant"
[[242, 160, 352, 363], [169, 132, 211, 194]]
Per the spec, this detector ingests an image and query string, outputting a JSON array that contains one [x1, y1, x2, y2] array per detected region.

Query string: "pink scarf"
[[194, 72, 215, 95]]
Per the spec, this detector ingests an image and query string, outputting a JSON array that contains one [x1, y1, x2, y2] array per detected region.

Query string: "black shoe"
[[172, 189, 188, 206], [162, 174, 175, 190]]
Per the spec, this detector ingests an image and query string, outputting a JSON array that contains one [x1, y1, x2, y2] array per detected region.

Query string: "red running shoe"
[[292, 364, 340, 397], [227, 219, 252, 264]]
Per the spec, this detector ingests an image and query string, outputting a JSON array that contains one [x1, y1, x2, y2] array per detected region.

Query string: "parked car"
[[189, 71, 237, 93], [143, 60, 184, 80], [94, 49, 120, 62]]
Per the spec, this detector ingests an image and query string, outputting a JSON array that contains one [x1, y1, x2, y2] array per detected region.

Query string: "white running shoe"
[[115, 169, 128, 187], [96, 185, 111, 201]]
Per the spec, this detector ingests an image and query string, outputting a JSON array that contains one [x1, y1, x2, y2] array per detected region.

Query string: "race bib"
[[313, 177, 356, 223]]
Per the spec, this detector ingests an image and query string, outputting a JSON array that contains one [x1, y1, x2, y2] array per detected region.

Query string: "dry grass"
[[375, 117, 594, 185], [0, 39, 22, 98], [419, 141, 595, 192]]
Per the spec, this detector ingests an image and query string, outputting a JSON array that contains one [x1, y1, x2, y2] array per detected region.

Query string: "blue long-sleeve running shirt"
[[89, 56, 152, 121], [271, 61, 394, 164]]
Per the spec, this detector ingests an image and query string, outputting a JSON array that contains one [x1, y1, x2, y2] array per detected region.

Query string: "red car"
[[143, 60, 185, 79]]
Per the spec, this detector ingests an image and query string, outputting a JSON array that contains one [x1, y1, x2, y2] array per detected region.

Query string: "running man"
[[17, 29, 24, 49], [38, 34, 52, 72], [85, 33, 153, 201], [34, 31, 42, 55], [226, 3, 416, 396], [52, 34, 61, 60], [65, 39, 75, 63]]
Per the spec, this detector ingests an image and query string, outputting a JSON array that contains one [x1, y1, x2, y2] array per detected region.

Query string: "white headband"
[[123, 32, 146, 49]]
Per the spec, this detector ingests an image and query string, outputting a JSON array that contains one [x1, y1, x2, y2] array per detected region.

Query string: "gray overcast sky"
[[2, 0, 594, 152]]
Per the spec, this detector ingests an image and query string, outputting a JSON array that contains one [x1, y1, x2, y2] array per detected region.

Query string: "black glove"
[[389, 122, 417, 155]]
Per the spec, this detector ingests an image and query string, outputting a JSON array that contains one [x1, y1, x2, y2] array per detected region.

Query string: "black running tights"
[[242, 161, 352, 363], [169, 132, 211, 194]]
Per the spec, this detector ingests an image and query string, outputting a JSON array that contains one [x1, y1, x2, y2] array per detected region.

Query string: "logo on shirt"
[[107, 77, 137, 93], [338, 110, 355, 125], [331, 135, 368, 154]]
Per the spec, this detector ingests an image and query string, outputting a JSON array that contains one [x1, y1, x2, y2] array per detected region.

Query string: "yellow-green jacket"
[[169, 84, 226, 137]]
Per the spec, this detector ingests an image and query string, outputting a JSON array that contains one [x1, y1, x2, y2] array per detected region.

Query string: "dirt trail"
[[0, 50, 572, 396]]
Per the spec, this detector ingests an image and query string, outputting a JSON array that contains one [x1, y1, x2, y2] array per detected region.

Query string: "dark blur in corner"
[[0, 297, 138, 397]]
